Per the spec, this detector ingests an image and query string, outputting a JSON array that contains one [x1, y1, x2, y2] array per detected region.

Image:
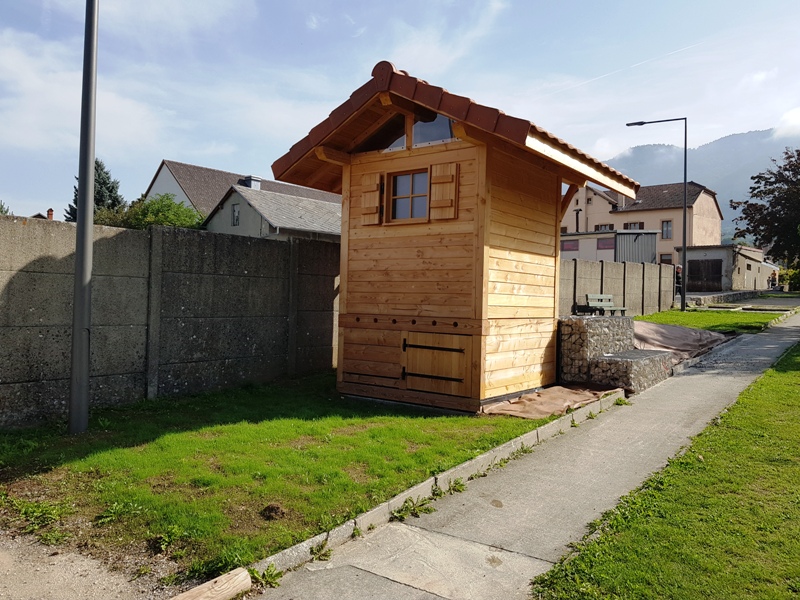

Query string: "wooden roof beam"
[[560, 184, 580, 220], [315, 146, 351, 166]]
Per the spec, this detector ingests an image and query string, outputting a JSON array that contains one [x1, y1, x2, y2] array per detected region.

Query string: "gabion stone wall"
[[560, 316, 635, 383], [560, 316, 672, 394], [589, 349, 671, 394]]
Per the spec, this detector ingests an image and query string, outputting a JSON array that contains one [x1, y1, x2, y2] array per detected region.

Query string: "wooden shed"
[[272, 61, 638, 412]]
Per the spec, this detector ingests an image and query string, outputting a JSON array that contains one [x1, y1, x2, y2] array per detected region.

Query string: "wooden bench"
[[576, 294, 627, 316]]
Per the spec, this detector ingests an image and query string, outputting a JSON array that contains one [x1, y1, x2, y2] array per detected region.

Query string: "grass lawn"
[[531, 343, 800, 599], [635, 309, 783, 334], [0, 373, 546, 582]]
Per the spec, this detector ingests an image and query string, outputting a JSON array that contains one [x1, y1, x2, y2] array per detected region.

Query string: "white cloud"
[[48, 0, 258, 48], [306, 13, 323, 30], [774, 107, 800, 138], [387, 0, 507, 77], [0, 29, 81, 152]]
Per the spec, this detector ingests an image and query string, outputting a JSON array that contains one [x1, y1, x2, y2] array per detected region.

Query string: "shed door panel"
[[687, 259, 722, 292], [404, 332, 471, 397]]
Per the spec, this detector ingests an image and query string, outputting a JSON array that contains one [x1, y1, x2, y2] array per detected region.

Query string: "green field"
[[0, 373, 545, 582]]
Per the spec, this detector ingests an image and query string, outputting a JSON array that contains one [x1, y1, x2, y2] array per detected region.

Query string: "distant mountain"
[[605, 129, 800, 235]]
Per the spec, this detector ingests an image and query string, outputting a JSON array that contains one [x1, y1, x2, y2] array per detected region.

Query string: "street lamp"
[[626, 117, 687, 311]]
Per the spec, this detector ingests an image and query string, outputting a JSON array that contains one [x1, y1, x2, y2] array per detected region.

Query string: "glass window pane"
[[393, 174, 410, 197], [412, 171, 428, 194], [352, 114, 406, 153], [393, 197, 410, 220], [413, 114, 454, 145], [411, 196, 427, 218]]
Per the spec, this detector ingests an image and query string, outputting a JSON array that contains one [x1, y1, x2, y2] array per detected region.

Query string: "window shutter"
[[639, 222, 645, 230], [429, 162, 459, 220], [360, 172, 382, 226]]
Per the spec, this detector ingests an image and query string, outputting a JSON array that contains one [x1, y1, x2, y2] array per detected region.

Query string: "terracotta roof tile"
[[437, 93, 472, 121], [466, 103, 501, 131]]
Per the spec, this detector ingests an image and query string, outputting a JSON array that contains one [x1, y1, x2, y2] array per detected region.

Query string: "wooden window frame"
[[661, 219, 673, 240], [385, 169, 430, 224]]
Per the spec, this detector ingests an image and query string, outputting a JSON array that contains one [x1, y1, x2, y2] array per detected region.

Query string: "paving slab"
[[255, 315, 800, 600]]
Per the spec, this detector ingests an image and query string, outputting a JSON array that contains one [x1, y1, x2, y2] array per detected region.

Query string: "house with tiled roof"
[[560, 181, 722, 265], [203, 183, 340, 242], [144, 159, 339, 217], [272, 60, 639, 412]]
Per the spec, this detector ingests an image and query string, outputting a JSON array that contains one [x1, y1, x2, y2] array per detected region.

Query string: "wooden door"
[[403, 332, 472, 397], [687, 259, 722, 292]]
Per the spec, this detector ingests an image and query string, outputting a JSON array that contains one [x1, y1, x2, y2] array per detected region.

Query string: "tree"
[[64, 158, 125, 222], [0, 200, 10, 216], [731, 148, 800, 265], [93, 193, 203, 230]]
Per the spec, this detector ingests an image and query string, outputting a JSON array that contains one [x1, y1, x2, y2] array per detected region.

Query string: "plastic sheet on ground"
[[634, 320, 733, 364], [480, 386, 622, 420]]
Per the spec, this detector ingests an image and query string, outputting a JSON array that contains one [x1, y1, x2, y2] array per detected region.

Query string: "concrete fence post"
[[145, 226, 163, 399], [287, 237, 299, 377]]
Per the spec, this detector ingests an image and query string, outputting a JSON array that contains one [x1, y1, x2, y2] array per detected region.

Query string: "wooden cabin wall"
[[337, 142, 483, 410], [482, 147, 560, 397]]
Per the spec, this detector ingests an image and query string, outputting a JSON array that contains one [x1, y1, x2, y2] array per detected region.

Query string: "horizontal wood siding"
[[347, 145, 479, 319], [483, 148, 560, 396], [481, 319, 558, 397]]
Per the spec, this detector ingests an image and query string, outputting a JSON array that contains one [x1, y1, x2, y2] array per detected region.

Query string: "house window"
[[560, 226, 568, 234], [661, 220, 673, 240], [390, 170, 428, 221], [594, 223, 613, 231], [746, 263, 752, 271], [597, 238, 615, 250], [231, 204, 240, 226], [624, 221, 644, 230], [660, 254, 673, 264], [561, 240, 579, 251]]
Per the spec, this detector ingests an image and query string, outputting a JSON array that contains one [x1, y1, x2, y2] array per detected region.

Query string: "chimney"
[[243, 175, 261, 190], [47, 208, 54, 220]]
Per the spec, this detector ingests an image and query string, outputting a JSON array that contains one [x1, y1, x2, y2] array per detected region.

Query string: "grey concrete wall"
[[0, 217, 149, 427], [558, 258, 675, 317], [0, 217, 339, 428]]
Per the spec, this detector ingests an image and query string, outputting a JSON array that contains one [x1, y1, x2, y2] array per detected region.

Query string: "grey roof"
[[614, 181, 716, 213], [146, 160, 340, 216], [231, 185, 341, 236]]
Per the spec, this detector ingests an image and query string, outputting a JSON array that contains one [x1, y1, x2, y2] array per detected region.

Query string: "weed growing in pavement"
[[447, 478, 466, 494], [310, 539, 332, 561], [390, 497, 436, 521], [248, 564, 283, 588]]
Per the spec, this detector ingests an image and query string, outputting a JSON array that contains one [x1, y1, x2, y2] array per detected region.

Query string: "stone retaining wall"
[[559, 315, 672, 393]]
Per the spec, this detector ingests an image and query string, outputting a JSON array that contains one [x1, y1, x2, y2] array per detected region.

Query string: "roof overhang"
[[272, 61, 639, 199]]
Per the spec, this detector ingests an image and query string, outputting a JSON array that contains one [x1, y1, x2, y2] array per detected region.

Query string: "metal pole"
[[681, 119, 688, 311], [625, 117, 689, 311], [69, 0, 99, 435]]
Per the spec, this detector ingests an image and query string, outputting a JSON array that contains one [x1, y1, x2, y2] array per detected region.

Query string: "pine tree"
[[0, 200, 10, 216], [64, 158, 125, 222]]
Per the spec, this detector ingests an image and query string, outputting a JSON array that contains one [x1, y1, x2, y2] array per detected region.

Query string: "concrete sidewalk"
[[255, 313, 800, 600]]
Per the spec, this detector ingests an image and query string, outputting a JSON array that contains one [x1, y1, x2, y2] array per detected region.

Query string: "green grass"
[[531, 343, 800, 600], [636, 309, 783, 333], [0, 373, 547, 581]]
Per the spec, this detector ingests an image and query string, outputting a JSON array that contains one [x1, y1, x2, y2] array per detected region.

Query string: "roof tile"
[[494, 113, 531, 146], [412, 83, 444, 111], [466, 103, 501, 131], [438, 92, 472, 121]]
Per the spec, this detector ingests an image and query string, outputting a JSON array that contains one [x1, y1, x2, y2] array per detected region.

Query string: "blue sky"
[[1, 0, 799, 218]]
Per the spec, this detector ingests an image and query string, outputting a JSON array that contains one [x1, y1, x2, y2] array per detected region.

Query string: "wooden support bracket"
[[315, 146, 351, 166], [560, 183, 580, 219]]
